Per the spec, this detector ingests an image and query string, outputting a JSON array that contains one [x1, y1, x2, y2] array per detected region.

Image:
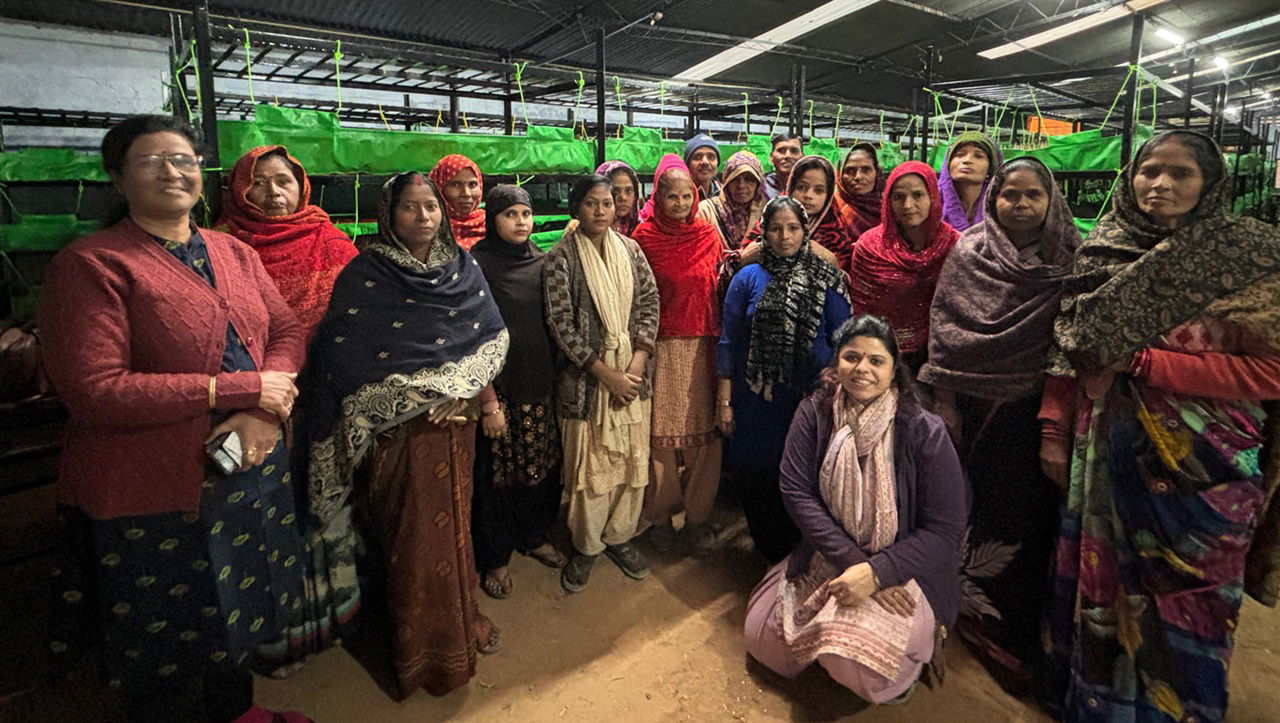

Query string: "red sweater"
[[37, 218, 304, 519], [1038, 349, 1280, 442]]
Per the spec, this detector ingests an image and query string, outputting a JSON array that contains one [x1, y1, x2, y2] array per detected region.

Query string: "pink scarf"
[[778, 386, 921, 679]]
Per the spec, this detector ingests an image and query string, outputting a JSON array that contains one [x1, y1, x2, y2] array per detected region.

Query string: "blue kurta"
[[716, 263, 851, 472]]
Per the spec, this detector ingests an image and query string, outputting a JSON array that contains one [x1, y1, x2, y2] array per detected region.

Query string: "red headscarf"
[[785, 155, 856, 272], [831, 143, 885, 240], [848, 161, 960, 355], [428, 154, 486, 250], [216, 145, 357, 339], [631, 154, 723, 337]]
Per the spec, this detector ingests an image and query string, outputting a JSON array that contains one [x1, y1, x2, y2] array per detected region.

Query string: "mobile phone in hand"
[[206, 430, 243, 475]]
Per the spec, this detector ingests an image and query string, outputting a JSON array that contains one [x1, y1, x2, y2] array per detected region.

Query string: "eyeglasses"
[[127, 153, 204, 173]]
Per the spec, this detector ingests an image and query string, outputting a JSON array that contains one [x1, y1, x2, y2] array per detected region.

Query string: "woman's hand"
[[1040, 437, 1071, 493], [870, 585, 916, 618], [428, 398, 470, 426], [828, 562, 878, 606], [257, 370, 299, 420], [481, 406, 508, 439], [738, 241, 762, 266], [810, 241, 838, 267], [716, 404, 735, 437], [602, 368, 642, 406], [207, 411, 280, 471], [933, 397, 962, 448]]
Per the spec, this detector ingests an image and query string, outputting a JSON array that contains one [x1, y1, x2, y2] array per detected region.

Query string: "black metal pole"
[[689, 90, 699, 135], [595, 27, 606, 167], [192, 0, 219, 223], [169, 14, 189, 122], [449, 87, 460, 133], [1119, 13, 1144, 166], [797, 64, 807, 139], [1215, 85, 1227, 145], [403, 93, 412, 131], [922, 46, 934, 164], [783, 63, 793, 136], [1182, 57, 1195, 129], [503, 73, 513, 135]]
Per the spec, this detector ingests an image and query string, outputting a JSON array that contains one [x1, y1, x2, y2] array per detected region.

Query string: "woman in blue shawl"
[[301, 171, 508, 698]]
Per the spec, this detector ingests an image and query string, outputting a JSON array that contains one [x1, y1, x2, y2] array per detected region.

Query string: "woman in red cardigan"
[[38, 116, 311, 723]]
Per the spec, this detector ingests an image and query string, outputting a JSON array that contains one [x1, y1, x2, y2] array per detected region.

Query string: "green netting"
[[0, 148, 110, 183], [920, 126, 1155, 173], [0, 214, 99, 252], [333, 221, 377, 239]]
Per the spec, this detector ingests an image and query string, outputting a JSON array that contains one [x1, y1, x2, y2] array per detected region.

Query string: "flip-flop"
[[481, 571, 513, 599], [476, 622, 502, 655], [521, 545, 568, 569]]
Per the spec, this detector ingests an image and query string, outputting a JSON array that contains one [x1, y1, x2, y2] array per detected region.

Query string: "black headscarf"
[[470, 184, 557, 404]]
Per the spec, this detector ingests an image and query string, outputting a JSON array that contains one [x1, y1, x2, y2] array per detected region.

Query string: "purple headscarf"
[[596, 160, 643, 236], [937, 131, 1002, 233]]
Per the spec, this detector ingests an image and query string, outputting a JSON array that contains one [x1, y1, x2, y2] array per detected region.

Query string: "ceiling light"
[[978, 0, 1168, 60], [1213, 55, 1231, 72], [676, 0, 882, 81], [1155, 27, 1184, 45]]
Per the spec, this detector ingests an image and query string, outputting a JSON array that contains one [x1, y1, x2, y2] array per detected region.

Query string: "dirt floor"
[[4, 510, 1280, 722]]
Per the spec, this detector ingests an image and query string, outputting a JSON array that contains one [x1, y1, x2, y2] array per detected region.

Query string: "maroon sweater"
[[780, 387, 968, 627], [38, 218, 304, 519]]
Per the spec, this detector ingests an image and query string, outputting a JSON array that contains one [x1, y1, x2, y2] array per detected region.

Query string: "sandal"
[[475, 619, 502, 655], [521, 544, 568, 569], [481, 570, 513, 599]]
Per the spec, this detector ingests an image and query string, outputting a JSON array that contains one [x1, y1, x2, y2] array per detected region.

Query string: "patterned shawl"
[[301, 172, 508, 523], [746, 239, 847, 401], [832, 143, 885, 240], [215, 145, 357, 339], [631, 155, 723, 338], [849, 161, 961, 355], [429, 154, 486, 250], [938, 131, 1002, 232], [787, 155, 856, 271], [704, 151, 766, 248], [597, 160, 644, 236], [919, 157, 1081, 400], [1050, 130, 1280, 377]]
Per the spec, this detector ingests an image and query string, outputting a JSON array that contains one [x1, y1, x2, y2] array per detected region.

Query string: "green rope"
[[1099, 65, 1137, 129], [807, 100, 815, 139], [75, 181, 85, 215], [770, 96, 784, 137], [0, 185, 23, 220], [353, 173, 361, 222], [834, 104, 843, 140], [572, 71, 586, 138], [742, 93, 751, 138], [242, 29, 256, 104], [377, 104, 391, 131], [1026, 84, 1046, 146], [514, 173, 532, 187], [879, 111, 885, 140], [333, 40, 344, 115], [189, 39, 203, 117], [511, 61, 530, 131]]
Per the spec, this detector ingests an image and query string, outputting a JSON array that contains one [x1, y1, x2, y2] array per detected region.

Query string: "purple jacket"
[[780, 387, 967, 627]]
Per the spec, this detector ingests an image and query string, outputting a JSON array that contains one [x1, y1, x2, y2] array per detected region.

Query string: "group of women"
[[35, 111, 1280, 723]]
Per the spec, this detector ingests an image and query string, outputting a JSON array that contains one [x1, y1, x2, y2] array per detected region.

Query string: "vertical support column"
[[687, 89, 699, 136], [788, 64, 799, 136], [1119, 13, 1144, 166], [403, 93, 412, 131], [921, 45, 935, 164], [1182, 57, 1195, 129], [797, 64, 807, 138], [169, 14, 189, 123], [191, 0, 220, 223], [503, 73, 514, 135], [449, 88, 460, 133], [1214, 85, 1227, 145], [595, 27, 607, 167]]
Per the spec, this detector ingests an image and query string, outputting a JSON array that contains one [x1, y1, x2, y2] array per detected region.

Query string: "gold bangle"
[[208, 376, 217, 409]]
